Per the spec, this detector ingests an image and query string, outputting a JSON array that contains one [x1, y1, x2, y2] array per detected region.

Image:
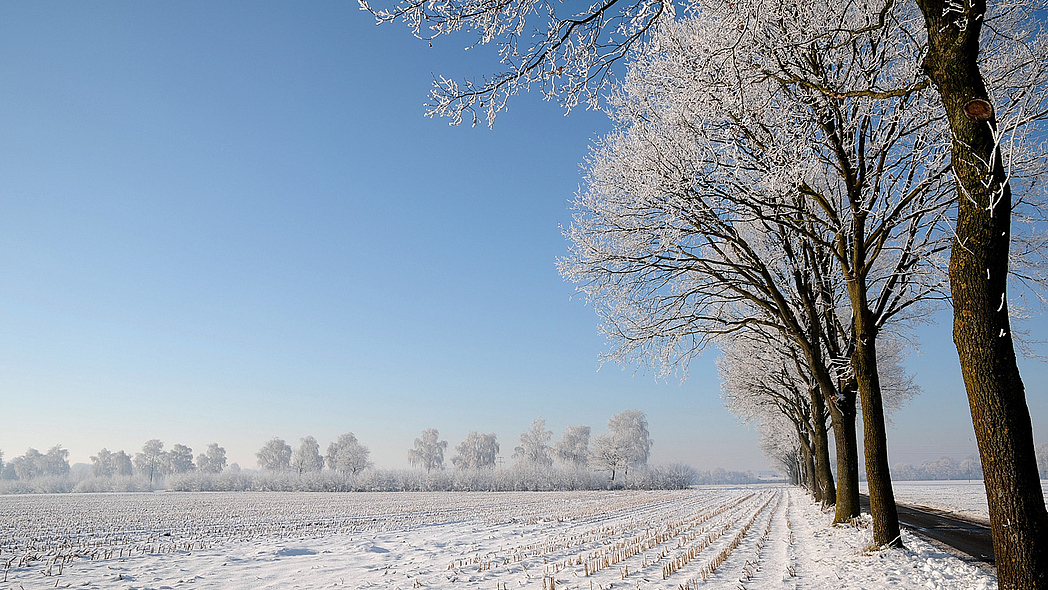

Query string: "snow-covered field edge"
[[0, 485, 997, 590]]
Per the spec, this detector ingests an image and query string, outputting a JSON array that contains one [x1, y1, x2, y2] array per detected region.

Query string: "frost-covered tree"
[[408, 428, 448, 472], [554, 425, 590, 467], [558, 0, 970, 540], [370, 0, 1048, 554], [719, 330, 825, 496], [452, 432, 500, 470], [291, 436, 325, 475], [365, 0, 674, 126], [10, 448, 44, 480], [590, 434, 629, 481], [41, 445, 70, 477], [1037, 443, 1048, 480], [195, 443, 227, 474], [721, 327, 919, 504], [592, 411, 652, 479], [607, 410, 651, 470], [758, 421, 805, 486], [513, 419, 553, 468], [326, 433, 372, 474], [960, 455, 984, 481], [91, 448, 115, 478], [134, 439, 166, 484], [257, 437, 293, 472], [112, 450, 134, 476], [165, 444, 195, 474]]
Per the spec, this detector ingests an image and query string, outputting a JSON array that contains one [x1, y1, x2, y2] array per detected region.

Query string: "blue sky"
[[1, 1, 1044, 473]]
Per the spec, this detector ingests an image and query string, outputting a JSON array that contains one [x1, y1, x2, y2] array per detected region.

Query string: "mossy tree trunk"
[[916, 0, 1048, 586]]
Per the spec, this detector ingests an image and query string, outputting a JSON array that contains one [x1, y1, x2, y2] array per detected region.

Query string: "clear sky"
[[1, 1, 1045, 474]]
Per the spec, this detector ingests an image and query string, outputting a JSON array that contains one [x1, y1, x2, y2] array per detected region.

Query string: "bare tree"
[[453, 432, 500, 469], [370, 0, 1048, 557], [112, 451, 133, 476], [10, 449, 44, 480], [590, 410, 652, 479], [41, 445, 70, 477], [607, 410, 652, 473], [722, 328, 918, 498], [8, 447, 67, 480], [719, 329, 825, 497], [408, 428, 448, 472]]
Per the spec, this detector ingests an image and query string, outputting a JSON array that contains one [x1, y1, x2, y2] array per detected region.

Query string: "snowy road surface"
[[859, 494, 993, 564]]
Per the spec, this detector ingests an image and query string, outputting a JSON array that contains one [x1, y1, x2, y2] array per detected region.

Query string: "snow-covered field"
[[861, 480, 1048, 524], [0, 486, 995, 589]]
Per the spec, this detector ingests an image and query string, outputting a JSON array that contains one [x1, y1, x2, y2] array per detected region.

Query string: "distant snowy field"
[[860, 480, 1048, 524], [1, 486, 994, 590]]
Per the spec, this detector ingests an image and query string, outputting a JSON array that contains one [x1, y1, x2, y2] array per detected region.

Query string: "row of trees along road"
[[408, 412, 653, 480], [365, 0, 1048, 585]]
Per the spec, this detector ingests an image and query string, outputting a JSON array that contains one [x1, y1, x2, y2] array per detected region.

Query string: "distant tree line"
[[891, 446, 1048, 482], [0, 440, 232, 493], [0, 445, 71, 480], [405, 411, 652, 482], [891, 456, 984, 482], [1, 410, 764, 493]]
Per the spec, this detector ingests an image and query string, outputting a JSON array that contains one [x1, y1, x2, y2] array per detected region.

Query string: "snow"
[[0, 486, 996, 589], [860, 480, 1048, 524]]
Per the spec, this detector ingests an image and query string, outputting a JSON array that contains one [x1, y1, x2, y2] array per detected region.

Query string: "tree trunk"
[[852, 335, 902, 547], [828, 383, 860, 523], [808, 383, 837, 506], [797, 423, 818, 497], [802, 439, 815, 492], [916, 1, 1048, 586]]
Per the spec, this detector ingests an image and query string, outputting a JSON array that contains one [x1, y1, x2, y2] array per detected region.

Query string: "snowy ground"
[[860, 480, 1048, 524], [0, 486, 995, 590]]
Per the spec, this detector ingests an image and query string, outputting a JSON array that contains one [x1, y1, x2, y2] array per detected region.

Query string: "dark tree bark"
[[851, 336, 902, 546], [915, 0, 1048, 586], [814, 103, 903, 544], [848, 262, 901, 546], [797, 424, 817, 496], [827, 383, 860, 523], [789, 246, 853, 515], [808, 387, 836, 506]]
